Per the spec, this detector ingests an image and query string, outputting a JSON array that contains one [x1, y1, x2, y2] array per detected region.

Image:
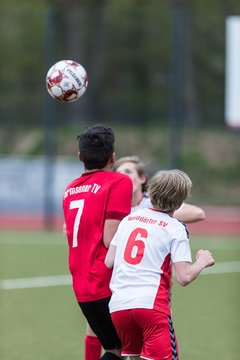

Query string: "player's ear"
[[109, 153, 116, 166], [78, 151, 83, 162], [109, 153, 115, 169], [112, 152, 116, 163], [140, 175, 147, 185]]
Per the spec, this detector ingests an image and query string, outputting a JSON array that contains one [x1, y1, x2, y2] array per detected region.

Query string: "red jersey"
[[63, 170, 132, 302]]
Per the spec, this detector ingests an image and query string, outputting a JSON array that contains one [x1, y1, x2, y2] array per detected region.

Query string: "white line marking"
[[1, 237, 239, 249], [0, 238, 67, 246], [0, 275, 71, 290], [0, 261, 239, 290]]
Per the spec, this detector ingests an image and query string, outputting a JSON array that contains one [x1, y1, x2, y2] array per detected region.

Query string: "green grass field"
[[0, 230, 239, 360]]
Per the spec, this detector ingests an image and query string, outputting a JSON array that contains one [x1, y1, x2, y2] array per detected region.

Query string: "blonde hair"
[[147, 169, 192, 213], [113, 156, 148, 191]]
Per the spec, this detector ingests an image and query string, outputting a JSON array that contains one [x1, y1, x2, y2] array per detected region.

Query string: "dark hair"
[[77, 125, 115, 170]]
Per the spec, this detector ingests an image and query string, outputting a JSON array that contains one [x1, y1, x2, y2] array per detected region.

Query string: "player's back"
[[63, 170, 132, 302], [109, 207, 190, 315]]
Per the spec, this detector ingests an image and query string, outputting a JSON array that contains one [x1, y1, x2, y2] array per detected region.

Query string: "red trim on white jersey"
[[109, 208, 191, 315]]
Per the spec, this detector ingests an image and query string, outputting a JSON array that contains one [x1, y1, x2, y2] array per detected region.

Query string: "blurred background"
[[0, 0, 240, 231], [0, 2, 240, 360]]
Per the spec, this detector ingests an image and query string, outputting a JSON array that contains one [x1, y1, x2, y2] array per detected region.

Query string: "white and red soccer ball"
[[46, 60, 88, 102]]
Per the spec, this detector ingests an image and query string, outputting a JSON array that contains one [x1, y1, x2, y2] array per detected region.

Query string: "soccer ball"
[[46, 60, 88, 102]]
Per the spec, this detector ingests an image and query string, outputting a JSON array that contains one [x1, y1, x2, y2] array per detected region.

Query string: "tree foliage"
[[1, 0, 240, 127]]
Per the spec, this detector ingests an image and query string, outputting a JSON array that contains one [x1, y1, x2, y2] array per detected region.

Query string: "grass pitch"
[[0, 230, 239, 360]]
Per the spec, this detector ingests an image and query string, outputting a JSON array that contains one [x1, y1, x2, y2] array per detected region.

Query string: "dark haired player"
[[63, 125, 132, 360]]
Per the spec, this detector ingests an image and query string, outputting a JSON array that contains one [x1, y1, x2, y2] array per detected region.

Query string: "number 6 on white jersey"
[[70, 199, 84, 247]]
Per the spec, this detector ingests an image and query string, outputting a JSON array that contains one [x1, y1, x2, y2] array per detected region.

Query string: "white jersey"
[[109, 207, 192, 316]]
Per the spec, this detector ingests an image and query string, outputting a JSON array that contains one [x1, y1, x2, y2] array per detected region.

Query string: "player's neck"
[[84, 163, 112, 174], [132, 190, 143, 206], [84, 169, 101, 173]]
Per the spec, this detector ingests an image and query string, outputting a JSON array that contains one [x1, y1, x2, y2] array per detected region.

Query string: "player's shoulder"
[[175, 219, 189, 237], [109, 171, 133, 185], [65, 175, 82, 189], [167, 216, 189, 238], [110, 171, 130, 180]]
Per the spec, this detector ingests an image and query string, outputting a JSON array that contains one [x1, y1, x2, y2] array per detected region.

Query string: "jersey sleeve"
[[106, 175, 132, 220], [171, 224, 192, 263]]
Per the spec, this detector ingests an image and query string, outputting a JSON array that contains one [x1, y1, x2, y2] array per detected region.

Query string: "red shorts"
[[111, 308, 179, 360]]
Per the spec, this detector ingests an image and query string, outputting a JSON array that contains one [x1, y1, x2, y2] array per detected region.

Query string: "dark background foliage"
[[0, 0, 240, 206], [1, 0, 240, 127]]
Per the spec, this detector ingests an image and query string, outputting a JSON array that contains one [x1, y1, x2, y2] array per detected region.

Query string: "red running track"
[[187, 206, 240, 236], [0, 206, 239, 236]]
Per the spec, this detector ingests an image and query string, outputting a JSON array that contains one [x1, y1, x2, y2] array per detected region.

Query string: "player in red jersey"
[[105, 169, 215, 360], [63, 125, 132, 360]]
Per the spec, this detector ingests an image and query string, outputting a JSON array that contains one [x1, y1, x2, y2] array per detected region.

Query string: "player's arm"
[[173, 203, 205, 223], [173, 249, 215, 286], [103, 219, 121, 248], [105, 244, 117, 269], [103, 175, 132, 248]]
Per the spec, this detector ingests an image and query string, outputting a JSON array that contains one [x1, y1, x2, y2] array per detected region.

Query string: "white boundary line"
[[0, 275, 71, 290], [0, 261, 239, 290], [1, 237, 239, 249], [0, 238, 67, 246]]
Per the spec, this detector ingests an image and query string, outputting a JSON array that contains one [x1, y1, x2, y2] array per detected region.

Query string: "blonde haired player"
[[105, 169, 215, 360], [86, 157, 206, 359]]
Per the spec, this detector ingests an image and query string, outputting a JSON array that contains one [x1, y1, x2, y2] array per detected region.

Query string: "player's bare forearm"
[[173, 203, 205, 223], [105, 245, 116, 269], [174, 249, 215, 286], [103, 219, 121, 248]]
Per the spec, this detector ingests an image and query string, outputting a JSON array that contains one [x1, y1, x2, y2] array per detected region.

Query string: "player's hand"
[[195, 249, 215, 268]]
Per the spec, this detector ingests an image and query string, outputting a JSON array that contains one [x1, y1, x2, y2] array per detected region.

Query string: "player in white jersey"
[[84, 156, 206, 358], [105, 169, 215, 360]]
